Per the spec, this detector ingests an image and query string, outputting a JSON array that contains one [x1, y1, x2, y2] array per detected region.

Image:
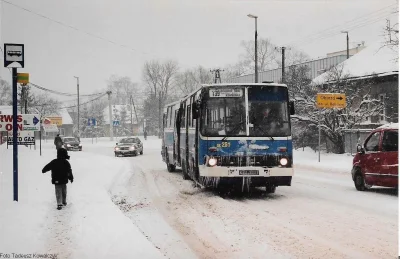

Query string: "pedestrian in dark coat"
[[42, 148, 74, 210], [54, 134, 63, 150]]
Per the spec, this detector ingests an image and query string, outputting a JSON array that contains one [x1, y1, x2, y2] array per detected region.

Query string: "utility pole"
[[248, 14, 258, 83], [130, 96, 133, 135], [341, 31, 349, 59], [280, 47, 286, 83], [386, 19, 392, 43], [74, 76, 80, 138], [210, 69, 223, 83], [107, 91, 113, 141]]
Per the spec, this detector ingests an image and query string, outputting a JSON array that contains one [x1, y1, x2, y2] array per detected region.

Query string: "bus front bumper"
[[199, 165, 293, 178]]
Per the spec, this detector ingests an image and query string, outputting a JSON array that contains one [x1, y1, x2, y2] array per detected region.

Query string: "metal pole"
[[130, 96, 133, 135], [40, 130, 42, 156], [318, 108, 321, 162], [107, 91, 113, 140], [282, 47, 286, 83], [346, 33, 349, 59], [12, 68, 18, 201], [255, 17, 258, 83], [75, 77, 80, 138]]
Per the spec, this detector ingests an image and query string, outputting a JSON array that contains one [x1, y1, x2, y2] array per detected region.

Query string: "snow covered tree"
[[290, 64, 383, 154], [0, 78, 11, 105]]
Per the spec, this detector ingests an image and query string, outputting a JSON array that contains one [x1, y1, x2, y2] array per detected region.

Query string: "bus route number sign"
[[209, 88, 242, 98]]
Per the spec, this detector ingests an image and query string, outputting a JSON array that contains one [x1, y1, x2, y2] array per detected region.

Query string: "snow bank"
[[0, 143, 163, 259], [294, 147, 353, 173]]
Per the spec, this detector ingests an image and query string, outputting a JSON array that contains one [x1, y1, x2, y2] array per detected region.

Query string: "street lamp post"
[[74, 76, 80, 139], [248, 14, 258, 83], [341, 31, 349, 59]]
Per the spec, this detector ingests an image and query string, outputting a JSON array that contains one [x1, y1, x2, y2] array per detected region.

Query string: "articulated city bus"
[[162, 83, 295, 193]]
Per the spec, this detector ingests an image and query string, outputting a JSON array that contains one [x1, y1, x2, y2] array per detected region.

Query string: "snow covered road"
[[84, 137, 398, 259]]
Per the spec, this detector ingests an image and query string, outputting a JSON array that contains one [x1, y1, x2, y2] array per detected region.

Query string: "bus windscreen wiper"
[[222, 122, 245, 141], [253, 124, 274, 141]]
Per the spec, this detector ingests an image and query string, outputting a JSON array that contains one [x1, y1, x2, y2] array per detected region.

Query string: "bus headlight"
[[208, 157, 217, 167], [280, 158, 288, 166]]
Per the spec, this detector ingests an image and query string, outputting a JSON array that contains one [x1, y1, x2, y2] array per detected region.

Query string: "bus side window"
[[175, 110, 179, 128], [187, 105, 191, 127], [181, 107, 186, 128], [169, 107, 172, 128], [163, 113, 167, 128]]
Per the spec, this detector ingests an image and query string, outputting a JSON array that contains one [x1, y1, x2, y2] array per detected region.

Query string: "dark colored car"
[[114, 137, 143, 157], [352, 123, 398, 191], [62, 137, 82, 151]]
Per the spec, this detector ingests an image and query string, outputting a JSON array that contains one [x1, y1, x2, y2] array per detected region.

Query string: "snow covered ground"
[[0, 137, 397, 259], [0, 141, 164, 259]]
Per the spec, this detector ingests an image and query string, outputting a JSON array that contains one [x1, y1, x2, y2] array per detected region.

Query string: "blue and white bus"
[[162, 83, 295, 193]]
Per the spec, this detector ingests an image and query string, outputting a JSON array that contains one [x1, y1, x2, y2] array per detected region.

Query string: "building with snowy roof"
[[227, 45, 366, 84], [312, 41, 398, 153]]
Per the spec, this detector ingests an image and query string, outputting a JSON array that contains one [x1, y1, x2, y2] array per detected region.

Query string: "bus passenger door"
[[174, 109, 180, 165]]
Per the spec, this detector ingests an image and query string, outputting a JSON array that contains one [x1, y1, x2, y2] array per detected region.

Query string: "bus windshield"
[[201, 88, 246, 136], [248, 86, 290, 137], [200, 85, 291, 137]]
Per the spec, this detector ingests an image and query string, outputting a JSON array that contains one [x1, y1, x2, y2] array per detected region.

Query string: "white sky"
[[0, 0, 397, 102]]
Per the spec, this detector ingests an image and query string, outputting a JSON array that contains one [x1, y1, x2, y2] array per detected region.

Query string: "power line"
[[287, 3, 397, 47], [29, 82, 104, 97], [1, 0, 152, 57], [61, 93, 107, 109]]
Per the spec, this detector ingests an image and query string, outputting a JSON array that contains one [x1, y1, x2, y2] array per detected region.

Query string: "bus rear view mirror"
[[289, 101, 295, 115], [192, 104, 199, 119]]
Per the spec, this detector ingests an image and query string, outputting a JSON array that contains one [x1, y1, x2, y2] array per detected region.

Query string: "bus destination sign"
[[209, 88, 242, 98]]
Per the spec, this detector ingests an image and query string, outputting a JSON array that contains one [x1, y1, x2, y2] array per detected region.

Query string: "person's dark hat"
[[57, 148, 70, 160]]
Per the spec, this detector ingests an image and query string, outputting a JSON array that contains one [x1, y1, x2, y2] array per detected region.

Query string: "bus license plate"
[[239, 170, 259, 176]]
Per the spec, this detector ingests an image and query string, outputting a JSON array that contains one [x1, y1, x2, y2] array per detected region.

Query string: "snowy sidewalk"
[[293, 147, 354, 174], [0, 143, 164, 259]]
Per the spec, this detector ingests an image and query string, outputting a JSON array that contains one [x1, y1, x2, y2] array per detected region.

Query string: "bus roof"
[[201, 83, 287, 88]]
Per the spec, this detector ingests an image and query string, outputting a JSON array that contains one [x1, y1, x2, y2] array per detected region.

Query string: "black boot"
[[57, 205, 62, 210]]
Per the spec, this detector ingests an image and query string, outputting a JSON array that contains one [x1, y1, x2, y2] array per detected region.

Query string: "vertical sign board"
[[4, 43, 25, 202]]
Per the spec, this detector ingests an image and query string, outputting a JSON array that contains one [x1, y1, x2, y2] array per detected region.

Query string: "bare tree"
[[107, 75, 138, 104], [239, 38, 279, 74], [142, 59, 179, 136], [175, 66, 212, 95]]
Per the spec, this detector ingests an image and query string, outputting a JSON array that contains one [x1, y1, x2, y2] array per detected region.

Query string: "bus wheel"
[[265, 184, 276, 194], [167, 163, 176, 172], [182, 161, 190, 180]]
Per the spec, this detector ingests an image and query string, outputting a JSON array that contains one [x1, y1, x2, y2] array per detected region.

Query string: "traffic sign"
[[113, 120, 120, 126], [88, 118, 97, 126], [7, 131, 35, 145], [4, 43, 24, 68], [0, 114, 40, 131], [316, 93, 346, 109]]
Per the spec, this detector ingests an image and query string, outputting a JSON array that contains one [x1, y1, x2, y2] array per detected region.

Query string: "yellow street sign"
[[47, 116, 63, 126], [316, 93, 346, 109], [17, 73, 29, 85]]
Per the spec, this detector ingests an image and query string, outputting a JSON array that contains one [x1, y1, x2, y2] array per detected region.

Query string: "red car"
[[352, 123, 398, 191]]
